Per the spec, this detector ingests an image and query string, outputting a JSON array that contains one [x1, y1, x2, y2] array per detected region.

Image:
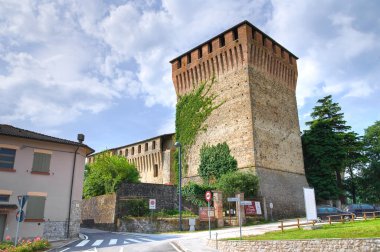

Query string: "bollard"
[[215, 232, 218, 250], [297, 218, 300, 229]]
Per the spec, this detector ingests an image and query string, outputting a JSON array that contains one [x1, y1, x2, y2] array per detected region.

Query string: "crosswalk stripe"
[[138, 238, 155, 242], [109, 239, 118, 245], [123, 240, 130, 244], [76, 240, 90, 247], [59, 248, 70, 252], [92, 240, 103, 246], [126, 238, 142, 243]]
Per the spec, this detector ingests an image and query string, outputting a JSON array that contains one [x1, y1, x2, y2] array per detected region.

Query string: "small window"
[[219, 36, 225, 47], [138, 145, 141, 154], [131, 147, 135, 155], [187, 54, 191, 64], [32, 152, 51, 173], [0, 148, 16, 170], [119, 150, 122, 156], [198, 48, 202, 59], [125, 149, 128, 157], [0, 194, 10, 202], [25, 196, 46, 220], [145, 143, 148, 152], [177, 59, 181, 69], [153, 164, 158, 177], [152, 141, 156, 150], [208, 43, 212, 53], [233, 28, 238, 40]]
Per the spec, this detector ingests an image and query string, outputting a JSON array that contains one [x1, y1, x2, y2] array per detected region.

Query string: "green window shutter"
[[25, 196, 46, 219], [32, 153, 51, 172]]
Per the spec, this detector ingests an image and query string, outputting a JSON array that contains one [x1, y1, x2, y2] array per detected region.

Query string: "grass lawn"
[[235, 219, 380, 240]]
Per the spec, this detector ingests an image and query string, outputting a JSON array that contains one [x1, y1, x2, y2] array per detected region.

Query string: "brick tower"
[[170, 21, 308, 218]]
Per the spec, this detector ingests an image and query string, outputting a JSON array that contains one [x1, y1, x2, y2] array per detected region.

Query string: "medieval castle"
[[89, 20, 309, 218]]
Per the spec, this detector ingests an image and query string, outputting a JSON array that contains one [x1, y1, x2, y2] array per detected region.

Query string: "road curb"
[[47, 238, 79, 252]]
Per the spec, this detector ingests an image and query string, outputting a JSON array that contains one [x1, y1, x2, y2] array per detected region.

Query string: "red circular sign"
[[205, 191, 212, 202]]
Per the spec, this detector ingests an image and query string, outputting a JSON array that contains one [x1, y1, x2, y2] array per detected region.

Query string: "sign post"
[[15, 195, 28, 246], [149, 199, 156, 223], [205, 191, 212, 239]]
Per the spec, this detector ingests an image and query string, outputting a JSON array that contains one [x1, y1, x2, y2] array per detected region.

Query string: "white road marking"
[[123, 240, 130, 244], [91, 240, 103, 246], [59, 248, 70, 252], [169, 241, 183, 252], [119, 247, 124, 252], [109, 239, 118, 245], [126, 238, 142, 243], [138, 238, 155, 242], [76, 240, 90, 247]]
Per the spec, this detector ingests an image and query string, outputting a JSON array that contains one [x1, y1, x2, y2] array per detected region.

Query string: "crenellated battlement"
[[170, 20, 298, 96]]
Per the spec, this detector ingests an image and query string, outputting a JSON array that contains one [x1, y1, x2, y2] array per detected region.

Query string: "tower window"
[[187, 54, 191, 64], [152, 141, 156, 150], [138, 145, 141, 154], [145, 143, 148, 151], [119, 150, 122, 156], [219, 36, 225, 47], [131, 147, 135, 155], [177, 59, 181, 69], [233, 28, 238, 40], [153, 164, 158, 177], [208, 43, 212, 53], [198, 48, 202, 59], [125, 149, 128, 157]]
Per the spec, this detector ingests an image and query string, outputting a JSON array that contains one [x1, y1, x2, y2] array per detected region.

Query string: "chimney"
[[77, 134, 85, 143]]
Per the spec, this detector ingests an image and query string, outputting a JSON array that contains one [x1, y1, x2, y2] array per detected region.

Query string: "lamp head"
[[174, 142, 181, 148]]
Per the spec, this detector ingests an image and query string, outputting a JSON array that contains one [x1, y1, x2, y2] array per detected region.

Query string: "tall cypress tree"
[[302, 95, 350, 202]]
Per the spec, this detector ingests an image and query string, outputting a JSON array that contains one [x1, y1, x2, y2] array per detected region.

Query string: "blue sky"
[[0, 0, 379, 152]]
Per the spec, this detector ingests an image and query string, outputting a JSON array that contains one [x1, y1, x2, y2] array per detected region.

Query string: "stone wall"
[[207, 238, 380, 252], [116, 183, 178, 214], [118, 217, 216, 233], [81, 194, 116, 225]]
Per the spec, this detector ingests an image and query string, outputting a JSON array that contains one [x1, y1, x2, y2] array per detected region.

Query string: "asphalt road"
[[57, 229, 180, 252]]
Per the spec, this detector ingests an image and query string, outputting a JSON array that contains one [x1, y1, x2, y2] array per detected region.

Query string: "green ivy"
[[174, 78, 223, 181]]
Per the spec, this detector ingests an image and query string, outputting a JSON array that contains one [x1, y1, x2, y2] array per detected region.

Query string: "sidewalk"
[[174, 219, 305, 252]]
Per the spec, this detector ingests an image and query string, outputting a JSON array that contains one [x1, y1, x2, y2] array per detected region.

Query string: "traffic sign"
[[227, 197, 239, 202], [205, 191, 212, 202], [149, 199, 156, 210], [17, 195, 28, 210], [16, 210, 25, 222], [240, 201, 252, 206]]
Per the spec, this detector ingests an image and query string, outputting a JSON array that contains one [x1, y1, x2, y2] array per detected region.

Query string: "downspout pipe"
[[67, 146, 79, 238]]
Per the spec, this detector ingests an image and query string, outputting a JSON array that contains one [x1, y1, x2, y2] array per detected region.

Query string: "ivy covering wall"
[[174, 78, 223, 181]]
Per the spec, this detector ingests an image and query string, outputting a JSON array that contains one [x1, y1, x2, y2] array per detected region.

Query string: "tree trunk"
[[336, 170, 346, 204]]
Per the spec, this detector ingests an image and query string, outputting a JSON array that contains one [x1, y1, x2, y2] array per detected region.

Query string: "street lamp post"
[[174, 141, 182, 231]]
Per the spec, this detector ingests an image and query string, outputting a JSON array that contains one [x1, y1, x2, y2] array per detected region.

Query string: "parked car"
[[317, 205, 353, 221], [344, 204, 376, 217]]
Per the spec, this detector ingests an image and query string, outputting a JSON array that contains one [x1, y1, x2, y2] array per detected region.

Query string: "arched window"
[[131, 147, 135, 155], [145, 143, 148, 151], [152, 141, 156, 150], [138, 145, 141, 153]]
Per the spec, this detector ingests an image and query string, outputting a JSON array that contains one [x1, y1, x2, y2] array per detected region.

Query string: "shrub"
[[217, 171, 259, 198], [182, 182, 216, 207], [198, 142, 237, 184]]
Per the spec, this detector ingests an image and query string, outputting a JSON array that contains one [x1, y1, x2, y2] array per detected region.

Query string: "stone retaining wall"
[[118, 217, 217, 233], [207, 238, 380, 252]]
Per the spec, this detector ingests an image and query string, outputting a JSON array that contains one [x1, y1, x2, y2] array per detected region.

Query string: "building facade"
[[0, 124, 93, 240], [170, 21, 309, 218], [87, 133, 175, 185]]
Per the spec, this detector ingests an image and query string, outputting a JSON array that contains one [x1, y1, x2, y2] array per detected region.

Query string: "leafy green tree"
[[358, 121, 380, 203], [83, 154, 140, 198], [342, 132, 366, 203], [198, 142, 237, 184], [216, 171, 259, 198], [302, 95, 351, 202]]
